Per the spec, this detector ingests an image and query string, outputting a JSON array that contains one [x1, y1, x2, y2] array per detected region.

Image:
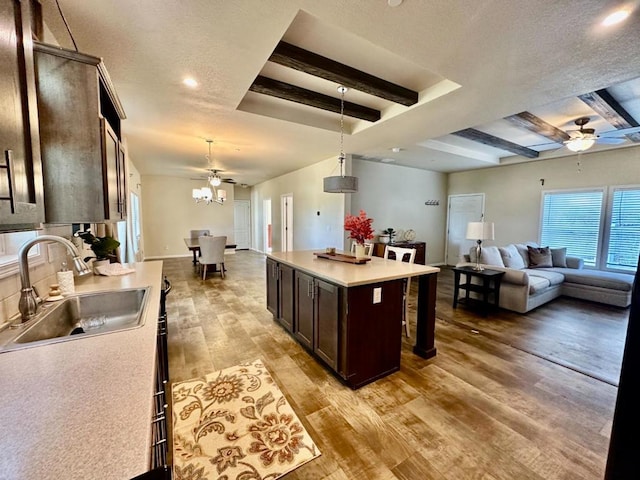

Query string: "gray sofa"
[[457, 242, 634, 313]]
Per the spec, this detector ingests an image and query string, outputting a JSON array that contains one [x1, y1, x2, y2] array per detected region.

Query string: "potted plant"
[[379, 228, 395, 244], [76, 231, 120, 272], [344, 210, 374, 258]]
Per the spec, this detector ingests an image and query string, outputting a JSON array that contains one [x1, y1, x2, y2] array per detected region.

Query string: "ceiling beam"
[[249, 75, 381, 122], [578, 89, 640, 142], [453, 128, 539, 158], [505, 111, 570, 144], [269, 41, 418, 106]]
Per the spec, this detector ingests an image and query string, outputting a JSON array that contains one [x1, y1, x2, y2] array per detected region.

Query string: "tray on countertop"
[[313, 252, 371, 264]]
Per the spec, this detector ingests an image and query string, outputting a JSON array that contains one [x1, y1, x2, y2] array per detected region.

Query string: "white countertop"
[[0, 261, 163, 480], [267, 250, 439, 287]]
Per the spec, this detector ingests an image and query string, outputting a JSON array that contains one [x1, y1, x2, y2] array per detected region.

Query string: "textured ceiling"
[[40, 0, 640, 186]]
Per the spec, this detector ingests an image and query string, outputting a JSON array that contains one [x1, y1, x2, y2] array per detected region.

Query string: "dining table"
[[183, 237, 237, 265]]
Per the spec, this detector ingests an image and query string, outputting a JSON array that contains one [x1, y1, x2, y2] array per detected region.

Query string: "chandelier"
[[323, 85, 358, 193], [192, 140, 227, 204]]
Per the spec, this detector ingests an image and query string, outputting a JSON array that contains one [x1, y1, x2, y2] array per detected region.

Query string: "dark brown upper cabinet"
[[34, 41, 127, 223], [0, 0, 45, 232]]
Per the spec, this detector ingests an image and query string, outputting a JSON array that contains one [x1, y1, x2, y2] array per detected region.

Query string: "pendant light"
[[192, 140, 226, 204], [323, 86, 358, 193]]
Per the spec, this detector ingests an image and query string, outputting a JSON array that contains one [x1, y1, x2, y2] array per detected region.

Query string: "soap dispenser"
[[56, 262, 75, 296]]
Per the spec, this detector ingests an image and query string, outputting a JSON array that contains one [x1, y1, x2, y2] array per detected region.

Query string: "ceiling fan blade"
[[528, 142, 563, 152], [596, 137, 626, 144], [599, 126, 640, 137], [222, 178, 237, 184]]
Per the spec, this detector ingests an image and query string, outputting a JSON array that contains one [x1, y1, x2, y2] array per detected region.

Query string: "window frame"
[[539, 185, 640, 273]]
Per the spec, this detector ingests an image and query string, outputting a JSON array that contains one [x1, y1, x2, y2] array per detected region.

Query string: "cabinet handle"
[[0, 150, 16, 213]]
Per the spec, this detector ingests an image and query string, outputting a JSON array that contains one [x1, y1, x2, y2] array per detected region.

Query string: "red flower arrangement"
[[344, 210, 374, 245]]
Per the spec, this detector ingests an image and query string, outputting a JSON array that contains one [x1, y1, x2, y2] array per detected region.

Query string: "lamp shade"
[[466, 221, 495, 240], [323, 175, 358, 193]]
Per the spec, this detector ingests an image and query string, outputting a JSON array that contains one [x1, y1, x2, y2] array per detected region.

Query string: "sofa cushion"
[[480, 246, 505, 267], [515, 243, 537, 267], [499, 244, 526, 269], [528, 246, 553, 268], [528, 275, 550, 294], [560, 269, 634, 292], [525, 269, 565, 286], [551, 247, 567, 268]]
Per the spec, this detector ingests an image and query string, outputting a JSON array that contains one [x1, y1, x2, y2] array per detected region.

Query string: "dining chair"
[[190, 229, 210, 239], [350, 241, 374, 256], [384, 245, 417, 337], [198, 235, 227, 280]]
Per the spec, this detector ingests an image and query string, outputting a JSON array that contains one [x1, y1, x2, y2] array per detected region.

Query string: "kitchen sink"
[[0, 287, 150, 352]]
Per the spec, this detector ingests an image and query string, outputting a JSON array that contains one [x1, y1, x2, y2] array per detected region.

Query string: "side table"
[[452, 266, 505, 316]]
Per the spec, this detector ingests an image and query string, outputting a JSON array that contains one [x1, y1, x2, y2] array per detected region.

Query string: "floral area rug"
[[172, 359, 321, 480]]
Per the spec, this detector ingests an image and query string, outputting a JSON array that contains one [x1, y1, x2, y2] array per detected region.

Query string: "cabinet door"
[[0, 0, 44, 231], [117, 143, 127, 218], [314, 279, 339, 370], [278, 263, 294, 333], [294, 271, 314, 350], [102, 120, 121, 220], [266, 258, 278, 316]]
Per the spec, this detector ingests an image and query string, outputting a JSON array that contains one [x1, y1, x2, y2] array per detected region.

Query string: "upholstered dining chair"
[[350, 241, 374, 256], [198, 235, 227, 280], [190, 229, 210, 239], [384, 245, 417, 337]]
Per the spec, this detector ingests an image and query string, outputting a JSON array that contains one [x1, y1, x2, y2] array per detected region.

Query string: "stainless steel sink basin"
[[0, 287, 150, 352]]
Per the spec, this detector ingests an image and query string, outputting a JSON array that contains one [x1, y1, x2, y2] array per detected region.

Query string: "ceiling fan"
[[206, 169, 237, 185], [561, 117, 640, 152]]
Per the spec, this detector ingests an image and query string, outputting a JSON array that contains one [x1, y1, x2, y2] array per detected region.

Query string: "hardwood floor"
[[163, 252, 623, 480]]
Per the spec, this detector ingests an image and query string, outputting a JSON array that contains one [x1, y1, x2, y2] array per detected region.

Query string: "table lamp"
[[466, 221, 495, 270]]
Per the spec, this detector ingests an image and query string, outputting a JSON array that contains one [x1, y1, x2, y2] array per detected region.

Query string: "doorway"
[[263, 199, 272, 253], [281, 193, 293, 252], [445, 193, 484, 265], [233, 200, 251, 250]]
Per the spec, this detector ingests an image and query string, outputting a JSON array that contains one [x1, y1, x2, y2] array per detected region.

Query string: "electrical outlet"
[[373, 287, 382, 304]]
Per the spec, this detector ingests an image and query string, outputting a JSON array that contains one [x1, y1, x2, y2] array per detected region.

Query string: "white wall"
[[141, 175, 235, 258], [352, 159, 448, 264], [251, 157, 348, 252], [448, 146, 640, 246]]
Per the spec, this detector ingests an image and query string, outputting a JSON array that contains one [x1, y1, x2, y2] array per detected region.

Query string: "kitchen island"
[[266, 251, 439, 388], [0, 261, 164, 480]]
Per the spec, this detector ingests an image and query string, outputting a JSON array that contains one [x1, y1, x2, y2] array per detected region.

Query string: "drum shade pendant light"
[[323, 86, 358, 193]]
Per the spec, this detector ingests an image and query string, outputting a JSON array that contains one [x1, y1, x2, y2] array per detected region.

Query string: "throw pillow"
[[499, 244, 526, 269], [527, 246, 553, 268], [480, 246, 505, 267], [551, 247, 567, 268], [514, 243, 531, 267]]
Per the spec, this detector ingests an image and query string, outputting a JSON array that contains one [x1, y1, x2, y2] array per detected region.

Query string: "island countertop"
[[0, 261, 164, 480], [267, 250, 440, 287]]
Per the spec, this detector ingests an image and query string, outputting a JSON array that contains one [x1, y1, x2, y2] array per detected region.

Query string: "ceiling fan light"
[[566, 137, 596, 152], [210, 174, 222, 187]]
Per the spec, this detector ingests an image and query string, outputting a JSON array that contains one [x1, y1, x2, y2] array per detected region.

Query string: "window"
[[606, 187, 640, 271], [0, 231, 42, 279], [540, 186, 640, 272]]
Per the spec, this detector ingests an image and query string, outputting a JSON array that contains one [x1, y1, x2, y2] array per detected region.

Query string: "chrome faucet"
[[18, 235, 92, 323]]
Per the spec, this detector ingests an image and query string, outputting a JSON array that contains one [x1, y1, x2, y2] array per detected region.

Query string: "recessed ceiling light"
[[602, 9, 630, 26], [388, 0, 403, 6], [183, 77, 198, 88], [391, 147, 402, 153]]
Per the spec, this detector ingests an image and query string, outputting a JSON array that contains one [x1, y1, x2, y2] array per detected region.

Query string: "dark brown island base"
[[266, 250, 439, 389]]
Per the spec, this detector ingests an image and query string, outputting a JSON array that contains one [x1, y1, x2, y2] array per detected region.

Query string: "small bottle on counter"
[[57, 262, 75, 296]]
